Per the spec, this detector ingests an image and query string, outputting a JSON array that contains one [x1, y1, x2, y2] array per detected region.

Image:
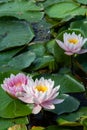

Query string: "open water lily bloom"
[[56, 32, 87, 55], [18, 77, 63, 114], [1, 73, 30, 97]]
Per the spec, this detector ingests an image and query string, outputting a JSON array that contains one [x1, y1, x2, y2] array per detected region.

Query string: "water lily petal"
[[56, 32, 87, 55], [52, 99, 64, 104], [32, 105, 42, 114], [41, 102, 55, 109], [77, 49, 87, 54], [56, 39, 66, 50], [64, 51, 73, 55]]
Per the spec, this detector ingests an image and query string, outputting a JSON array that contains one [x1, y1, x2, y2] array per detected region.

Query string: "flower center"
[[15, 82, 22, 87], [68, 38, 78, 44], [35, 85, 48, 92]]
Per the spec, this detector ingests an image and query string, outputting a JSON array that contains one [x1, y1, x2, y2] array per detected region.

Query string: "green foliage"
[[76, 0, 87, 5], [0, 117, 28, 130], [8, 51, 36, 70], [45, 1, 87, 19], [0, 88, 33, 118], [0, 0, 87, 129], [58, 107, 87, 123], [0, 0, 44, 22], [51, 94, 80, 115], [70, 18, 87, 37], [0, 20, 34, 51]]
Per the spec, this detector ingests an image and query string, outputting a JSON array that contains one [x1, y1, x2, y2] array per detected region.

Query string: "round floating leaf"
[[8, 51, 36, 70], [58, 74, 85, 93], [70, 19, 87, 37], [0, 0, 12, 3], [0, 48, 23, 72], [0, 20, 34, 51], [43, 0, 65, 7], [31, 55, 56, 71], [57, 107, 87, 126], [45, 1, 87, 19], [76, 0, 87, 5], [0, 99, 33, 118], [0, 87, 13, 111], [28, 43, 46, 57], [0, 48, 22, 64], [0, 1, 44, 22], [51, 94, 80, 115], [0, 117, 28, 130]]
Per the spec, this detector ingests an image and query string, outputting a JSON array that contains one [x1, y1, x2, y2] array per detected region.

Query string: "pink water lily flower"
[[1, 73, 30, 97], [56, 32, 87, 55], [18, 77, 63, 114]]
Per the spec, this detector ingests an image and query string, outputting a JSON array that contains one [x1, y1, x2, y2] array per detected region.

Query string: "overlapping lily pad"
[[0, 88, 33, 118], [0, 0, 44, 22], [0, 20, 34, 51], [45, 1, 87, 19], [0, 117, 28, 130]]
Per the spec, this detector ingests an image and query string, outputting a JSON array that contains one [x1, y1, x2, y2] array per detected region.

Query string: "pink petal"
[[56, 39, 66, 50], [77, 49, 87, 54], [52, 99, 64, 104], [32, 105, 42, 114], [16, 93, 34, 103], [41, 102, 55, 109], [64, 51, 74, 55]]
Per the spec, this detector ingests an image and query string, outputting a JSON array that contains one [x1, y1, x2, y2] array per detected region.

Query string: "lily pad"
[[51, 94, 80, 115], [0, 72, 33, 118], [0, 20, 34, 51], [8, 51, 36, 70], [0, 1, 44, 22], [0, 117, 28, 130], [76, 0, 87, 5], [45, 1, 87, 19]]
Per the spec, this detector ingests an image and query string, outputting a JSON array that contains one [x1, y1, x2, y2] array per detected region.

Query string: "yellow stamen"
[[36, 85, 48, 92], [68, 38, 78, 44]]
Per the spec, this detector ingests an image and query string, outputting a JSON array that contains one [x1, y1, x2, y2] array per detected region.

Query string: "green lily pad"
[[0, 20, 34, 51], [45, 1, 87, 19], [76, 0, 87, 5], [8, 51, 36, 70], [0, 88, 33, 118], [0, 1, 44, 22], [51, 94, 80, 115], [0, 117, 28, 130], [70, 18, 87, 37]]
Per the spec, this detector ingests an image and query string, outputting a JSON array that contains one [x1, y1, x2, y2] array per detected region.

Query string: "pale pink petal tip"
[[56, 32, 87, 55], [32, 105, 42, 114], [1, 73, 29, 97]]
